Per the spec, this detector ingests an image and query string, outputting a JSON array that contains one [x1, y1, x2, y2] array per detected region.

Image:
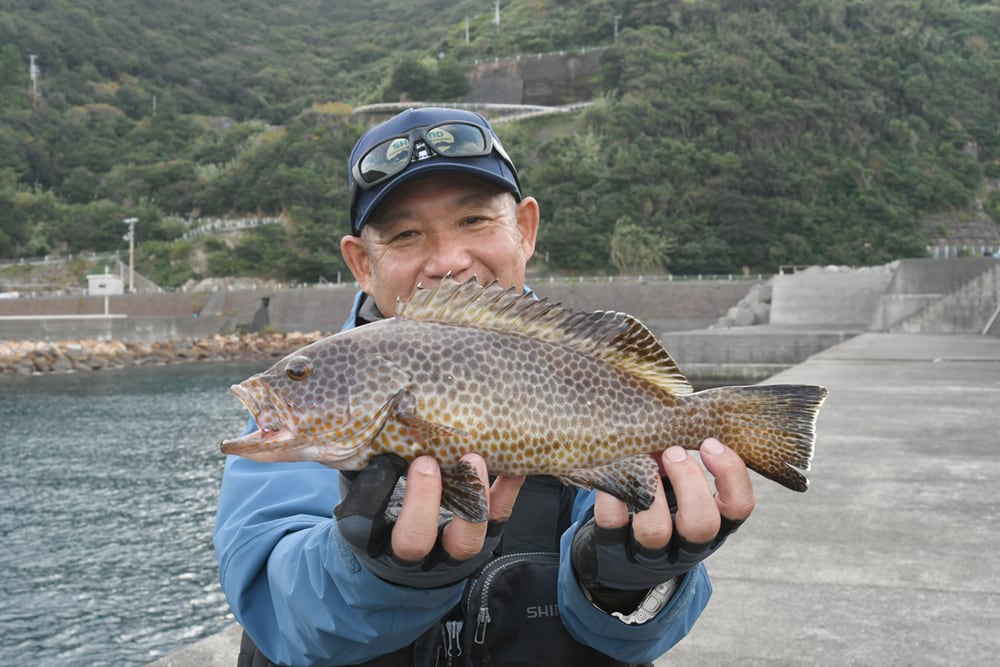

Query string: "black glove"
[[334, 454, 502, 589], [572, 479, 743, 604]]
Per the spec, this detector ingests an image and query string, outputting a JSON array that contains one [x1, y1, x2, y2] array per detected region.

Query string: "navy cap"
[[348, 107, 522, 235]]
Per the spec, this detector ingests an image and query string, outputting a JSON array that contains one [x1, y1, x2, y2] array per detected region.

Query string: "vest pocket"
[[455, 551, 611, 666]]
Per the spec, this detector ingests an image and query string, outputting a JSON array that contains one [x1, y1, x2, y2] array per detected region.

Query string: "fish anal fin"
[[557, 455, 661, 513], [440, 459, 489, 523]]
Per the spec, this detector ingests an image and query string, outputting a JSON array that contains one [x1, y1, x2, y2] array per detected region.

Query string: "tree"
[[609, 216, 674, 274], [386, 58, 433, 101], [0, 44, 28, 90], [431, 58, 469, 99]]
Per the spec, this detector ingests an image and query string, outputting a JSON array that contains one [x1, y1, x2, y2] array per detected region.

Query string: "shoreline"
[[0, 331, 329, 377]]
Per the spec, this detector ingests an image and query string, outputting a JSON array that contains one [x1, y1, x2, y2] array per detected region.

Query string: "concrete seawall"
[[5, 259, 999, 384], [1, 278, 767, 382], [0, 278, 758, 344]]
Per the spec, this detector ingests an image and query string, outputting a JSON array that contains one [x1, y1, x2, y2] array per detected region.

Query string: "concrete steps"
[[889, 262, 1000, 334]]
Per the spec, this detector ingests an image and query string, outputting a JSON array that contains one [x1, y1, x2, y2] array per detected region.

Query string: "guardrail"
[[532, 273, 770, 283], [352, 101, 594, 122], [0, 252, 117, 268]]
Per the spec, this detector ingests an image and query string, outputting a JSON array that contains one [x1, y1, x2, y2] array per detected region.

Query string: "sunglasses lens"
[[426, 123, 487, 156], [355, 123, 492, 188], [359, 136, 411, 184]]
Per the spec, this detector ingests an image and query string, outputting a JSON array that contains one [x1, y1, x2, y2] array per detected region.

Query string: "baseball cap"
[[348, 107, 522, 235]]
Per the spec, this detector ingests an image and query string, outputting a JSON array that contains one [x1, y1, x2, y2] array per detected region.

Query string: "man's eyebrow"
[[453, 189, 503, 207], [369, 190, 506, 229]]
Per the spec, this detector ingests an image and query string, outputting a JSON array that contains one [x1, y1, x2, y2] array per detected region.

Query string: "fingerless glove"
[[334, 455, 502, 589]]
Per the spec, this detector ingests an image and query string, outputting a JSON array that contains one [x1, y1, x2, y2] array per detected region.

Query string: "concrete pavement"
[[658, 333, 1000, 666], [153, 332, 1000, 666]]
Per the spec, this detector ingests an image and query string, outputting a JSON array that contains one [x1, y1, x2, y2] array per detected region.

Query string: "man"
[[214, 107, 755, 666]]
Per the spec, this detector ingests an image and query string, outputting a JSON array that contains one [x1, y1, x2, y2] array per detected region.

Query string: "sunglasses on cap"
[[351, 120, 518, 189]]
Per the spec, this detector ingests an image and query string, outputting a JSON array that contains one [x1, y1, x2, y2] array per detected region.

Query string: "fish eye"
[[284, 355, 313, 381]]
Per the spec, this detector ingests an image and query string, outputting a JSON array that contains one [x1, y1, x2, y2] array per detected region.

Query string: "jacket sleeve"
[[213, 451, 465, 667], [556, 490, 712, 664]]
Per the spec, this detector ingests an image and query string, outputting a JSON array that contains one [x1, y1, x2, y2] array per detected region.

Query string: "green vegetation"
[[0, 0, 997, 288]]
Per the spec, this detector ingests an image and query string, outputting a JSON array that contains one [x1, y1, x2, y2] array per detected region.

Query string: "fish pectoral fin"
[[385, 389, 485, 522], [557, 455, 661, 513], [390, 388, 474, 444], [440, 459, 489, 523], [395, 412, 474, 444]]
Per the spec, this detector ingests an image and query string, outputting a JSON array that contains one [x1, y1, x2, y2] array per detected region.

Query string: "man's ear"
[[341, 234, 373, 294], [516, 196, 540, 261]]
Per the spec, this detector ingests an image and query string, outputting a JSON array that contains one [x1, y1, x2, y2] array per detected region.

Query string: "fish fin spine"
[[399, 276, 693, 396]]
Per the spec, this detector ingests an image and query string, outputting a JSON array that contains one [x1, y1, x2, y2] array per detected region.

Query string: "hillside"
[[0, 0, 998, 289]]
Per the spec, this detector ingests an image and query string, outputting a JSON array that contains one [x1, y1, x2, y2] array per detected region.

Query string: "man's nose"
[[424, 235, 474, 279]]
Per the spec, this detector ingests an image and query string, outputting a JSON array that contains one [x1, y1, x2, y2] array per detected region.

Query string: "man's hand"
[[392, 454, 525, 560], [335, 453, 525, 589], [573, 438, 755, 610]]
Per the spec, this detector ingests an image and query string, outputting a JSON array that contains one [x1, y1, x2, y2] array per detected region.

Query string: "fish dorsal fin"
[[397, 275, 693, 396]]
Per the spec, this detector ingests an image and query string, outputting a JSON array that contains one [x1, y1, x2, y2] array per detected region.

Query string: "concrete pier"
[[660, 333, 1000, 666], [151, 332, 1000, 666]]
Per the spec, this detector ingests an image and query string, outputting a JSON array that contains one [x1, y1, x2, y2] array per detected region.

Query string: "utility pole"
[[493, 0, 500, 28], [123, 217, 138, 293], [465, 15, 470, 43], [29, 55, 40, 108], [614, 15, 621, 43]]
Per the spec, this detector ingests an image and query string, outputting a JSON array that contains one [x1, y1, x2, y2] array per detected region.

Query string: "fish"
[[221, 276, 828, 522]]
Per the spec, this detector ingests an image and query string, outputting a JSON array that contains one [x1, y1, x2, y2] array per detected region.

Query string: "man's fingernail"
[[665, 446, 688, 463], [412, 457, 437, 475], [703, 438, 725, 455]]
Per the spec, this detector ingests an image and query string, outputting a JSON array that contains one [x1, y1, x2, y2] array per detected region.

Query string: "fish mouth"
[[220, 379, 394, 467], [220, 382, 299, 459]]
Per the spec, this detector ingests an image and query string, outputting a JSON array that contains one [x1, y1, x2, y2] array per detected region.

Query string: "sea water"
[[0, 361, 270, 666], [0, 358, 738, 665]]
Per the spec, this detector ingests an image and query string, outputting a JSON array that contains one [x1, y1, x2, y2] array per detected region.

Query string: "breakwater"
[[0, 332, 327, 377]]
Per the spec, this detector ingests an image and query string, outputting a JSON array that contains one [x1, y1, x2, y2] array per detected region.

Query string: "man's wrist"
[[610, 579, 679, 625], [579, 582, 645, 613], [578, 577, 681, 624]]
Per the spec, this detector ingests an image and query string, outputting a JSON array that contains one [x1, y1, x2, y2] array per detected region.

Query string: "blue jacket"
[[214, 291, 713, 666]]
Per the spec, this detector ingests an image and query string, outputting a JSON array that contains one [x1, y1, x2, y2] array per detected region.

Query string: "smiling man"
[[215, 107, 755, 667]]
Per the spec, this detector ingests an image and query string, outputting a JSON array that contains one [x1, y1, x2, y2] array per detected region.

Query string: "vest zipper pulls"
[[443, 619, 463, 665], [473, 606, 491, 644]]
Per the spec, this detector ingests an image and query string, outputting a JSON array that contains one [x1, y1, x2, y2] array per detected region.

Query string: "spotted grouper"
[[221, 276, 828, 522]]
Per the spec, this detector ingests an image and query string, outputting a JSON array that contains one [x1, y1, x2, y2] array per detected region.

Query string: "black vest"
[[236, 476, 650, 667]]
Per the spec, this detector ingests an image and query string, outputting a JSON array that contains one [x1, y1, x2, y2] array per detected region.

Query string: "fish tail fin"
[[703, 384, 828, 492]]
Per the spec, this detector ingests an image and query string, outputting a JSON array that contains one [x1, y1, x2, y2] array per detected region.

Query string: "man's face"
[[341, 173, 539, 317]]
